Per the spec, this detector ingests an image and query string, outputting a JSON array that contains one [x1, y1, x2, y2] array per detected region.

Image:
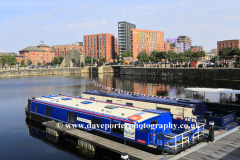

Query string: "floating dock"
[[170, 127, 240, 160], [42, 121, 174, 160]]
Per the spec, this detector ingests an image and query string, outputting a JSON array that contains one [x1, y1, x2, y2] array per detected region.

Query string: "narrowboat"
[[25, 94, 205, 154]]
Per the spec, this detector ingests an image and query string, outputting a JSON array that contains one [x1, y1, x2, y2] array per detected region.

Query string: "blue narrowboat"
[[25, 94, 205, 154]]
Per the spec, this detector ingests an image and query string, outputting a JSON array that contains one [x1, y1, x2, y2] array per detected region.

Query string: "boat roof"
[[83, 91, 201, 108], [34, 95, 167, 123], [184, 88, 240, 94]]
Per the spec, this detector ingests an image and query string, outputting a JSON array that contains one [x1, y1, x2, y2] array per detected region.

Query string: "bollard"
[[209, 121, 214, 142], [121, 152, 129, 160]]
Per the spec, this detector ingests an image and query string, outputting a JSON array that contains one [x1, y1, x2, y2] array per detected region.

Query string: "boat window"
[[117, 100, 122, 103], [45, 106, 52, 117], [151, 120, 157, 125], [106, 100, 112, 103], [35, 104, 38, 113], [91, 118, 101, 129], [90, 97, 95, 100], [139, 128, 149, 133], [126, 102, 133, 106], [68, 112, 77, 124], [157, 107, 170, 112], [61, 98, 72, 100], [111, 122, 123, 135]]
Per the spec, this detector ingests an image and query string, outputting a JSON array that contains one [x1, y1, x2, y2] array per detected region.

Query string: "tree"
[[7, 55, 17, 66], [102, 57, 106, 63], [229, 48, 240, 56], [59, 56, 64, 64], [21, 60, 25, 67], [0, 55, 8, 66], [168, 51, 178, 62], [85, 56, 97, 63], [122, 50, 133, 58], [51, 56, 60, 65], [219, 47, 232, 56], [27, 59, 32, 66], [137, 51, 149, 62], [37, 62, 42, 66]]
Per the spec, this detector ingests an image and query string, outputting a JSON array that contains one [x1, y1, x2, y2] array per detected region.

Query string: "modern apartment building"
[[190, 46, 204, 52], [19, 44, 55, 65], [130, 29, 164, 60], [177, 36, 192, 53], [170, 43, 181, 53], [165, 38, 177, 43], [83, 33, 118, 62], [217, 39, 240, 55], [118, 21, 136, 59], [164, 43, 170, 52]]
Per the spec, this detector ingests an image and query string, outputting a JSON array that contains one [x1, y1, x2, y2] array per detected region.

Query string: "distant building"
[[190, 46, 204, 52], [165, 38, 177, 43], [19, 44, 55, 65], [217, 39, 240, 55], [0, 52, 24, 65], [164, 43, 170, 52], [130, 29, 164, 61], [170, 43, 181, 53], [177, 36, 192, 53], [83, 33, 118, 62], [118, 21, 136, 59], [209, 49, 217, 54], [72, 41, 83, 46], [52, 45, 84, 58]]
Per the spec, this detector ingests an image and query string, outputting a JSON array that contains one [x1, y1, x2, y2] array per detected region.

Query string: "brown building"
[[19, 44, 55, 65], [217, 39, 240, 55], [52, 45, 84, 58], [164, 43, 170, 52], [130, 29, 164, 61], [83, 33, 118, 62]]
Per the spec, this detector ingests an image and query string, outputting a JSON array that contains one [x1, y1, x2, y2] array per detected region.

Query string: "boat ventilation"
[[122, 113, 125, 116], [105, 105, 118, 109], [81, 101, 93, 104], [61, 98, 72, 100]]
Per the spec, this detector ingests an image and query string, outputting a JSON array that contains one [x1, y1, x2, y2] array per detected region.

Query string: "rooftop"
[[36, 95, 164, 123], [19, 46, 45, 52]]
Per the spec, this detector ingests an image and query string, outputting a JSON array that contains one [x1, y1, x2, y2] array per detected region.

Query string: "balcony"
[[118, 27, 125, 30]]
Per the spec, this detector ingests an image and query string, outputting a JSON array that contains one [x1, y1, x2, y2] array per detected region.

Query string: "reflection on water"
[[0, 73, 240, 159]]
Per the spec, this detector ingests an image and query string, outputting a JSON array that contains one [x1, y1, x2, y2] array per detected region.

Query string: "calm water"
[[0, 73, 240, 160]]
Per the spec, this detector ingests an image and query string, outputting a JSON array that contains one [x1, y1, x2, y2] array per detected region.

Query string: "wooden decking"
[[171, 128, 240, 160], [42, 121, 173, 160]]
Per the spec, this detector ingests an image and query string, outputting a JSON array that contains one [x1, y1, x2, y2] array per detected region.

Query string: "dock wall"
[[0, 66, 114, 78], [119, 67, 240, 80]]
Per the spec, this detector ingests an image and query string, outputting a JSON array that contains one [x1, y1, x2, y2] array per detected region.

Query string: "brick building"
[[190, 46, 204, 52], [130, 29, 164, 61], [170, 43, 181, 53], [83, 33, 118, 62], [217, 39, 240, 55], [164, 42, 170, 52], [52, 45, 84, 58], [19, 44, 55, 65]]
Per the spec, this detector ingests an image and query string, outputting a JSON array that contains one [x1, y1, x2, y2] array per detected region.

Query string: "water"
[[0, 73, 240, 160]]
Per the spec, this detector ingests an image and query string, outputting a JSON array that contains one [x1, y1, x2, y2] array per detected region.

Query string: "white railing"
[[164, 123, 205, 150]]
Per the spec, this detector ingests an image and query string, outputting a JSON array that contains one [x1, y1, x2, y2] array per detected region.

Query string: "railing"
[[163, 123, 205, 150]]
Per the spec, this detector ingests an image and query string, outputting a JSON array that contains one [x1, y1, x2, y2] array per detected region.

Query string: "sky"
[[0, 0, 240, 53]]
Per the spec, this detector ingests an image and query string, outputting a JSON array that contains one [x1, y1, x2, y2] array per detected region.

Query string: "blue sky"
[[0, 0, 240, 53]]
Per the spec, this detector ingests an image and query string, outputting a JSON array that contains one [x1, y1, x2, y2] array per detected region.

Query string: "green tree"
[[219, 47, 232, 56], [27, 59, 32, 66], [137, 51, 149, 62], [51, 56, 60, 65], [37, 62, 42, 66], [85, 56, 97, 63], [122, 50, 133, 58], [21, 60, 25, 67], [229, 48, 240, 56], [102, 57, 106, 63], [7, 55, 17, 66], [0, 55, 8, 66], [59, 56, 64, 64]]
